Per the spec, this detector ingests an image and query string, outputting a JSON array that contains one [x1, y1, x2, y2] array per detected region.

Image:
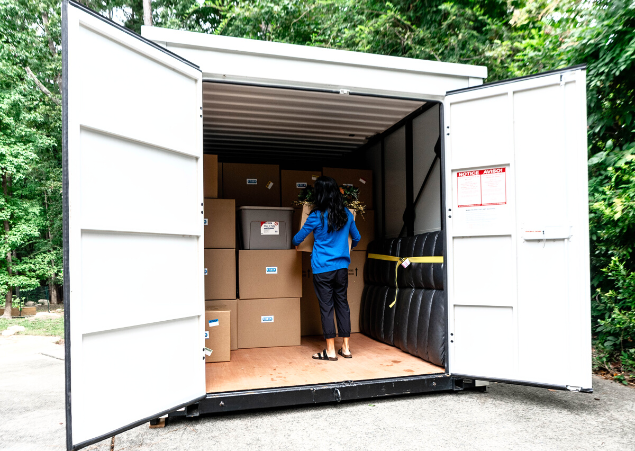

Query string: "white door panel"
[[444, 68, 592, 390], [64, 2, 205, 448]]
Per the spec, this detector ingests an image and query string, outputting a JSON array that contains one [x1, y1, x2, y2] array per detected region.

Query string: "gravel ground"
[[1, 335, 634, 451]]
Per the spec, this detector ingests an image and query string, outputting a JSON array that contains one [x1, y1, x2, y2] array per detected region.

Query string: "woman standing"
[[292, 176, 361, 361]]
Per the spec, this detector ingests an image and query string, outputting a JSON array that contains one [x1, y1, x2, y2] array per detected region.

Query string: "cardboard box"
[[203, 154, 219, 198], [222, 163, 280, 207], [237, 298, 301, 348], [300, 253, 327, 336], [238, 250, 302, 299], [281, 170, 321, 208], [205, 309, 230, 362], [218, 162, 223, 198], [204, 199, 236, 249], [204, 249, 237, 300], [346, 250, 367, 333], [353, 210, 374, 251], [206, 300, 238, 350], [323, 167, 373, 209], [300, 252, 365, 335], [296, 205, 355, 253]]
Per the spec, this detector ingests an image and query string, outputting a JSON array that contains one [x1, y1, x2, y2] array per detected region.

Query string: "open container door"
[[63, 2, 205, 449], [443, 66, 592, 392]]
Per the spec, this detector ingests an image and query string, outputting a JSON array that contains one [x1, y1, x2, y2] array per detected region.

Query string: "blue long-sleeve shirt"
[[293, 209, 361, 274]]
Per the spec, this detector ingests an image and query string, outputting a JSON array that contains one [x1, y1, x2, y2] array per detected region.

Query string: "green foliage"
[[588, 148, 635, 382], [294, 184, 364, 213], [0, 0, 63, 309]]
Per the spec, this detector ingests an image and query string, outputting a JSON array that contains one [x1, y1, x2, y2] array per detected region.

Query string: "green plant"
[[294, 184, 366, 215]]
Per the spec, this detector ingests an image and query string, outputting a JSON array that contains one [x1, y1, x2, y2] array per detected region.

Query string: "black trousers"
[[313, 268, 351, 339]]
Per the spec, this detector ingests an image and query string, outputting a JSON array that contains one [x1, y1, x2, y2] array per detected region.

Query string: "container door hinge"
[[566, 385, 582, 392]]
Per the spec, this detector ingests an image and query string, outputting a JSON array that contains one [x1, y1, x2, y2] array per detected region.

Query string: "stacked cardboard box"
[[300, 250, 367, 336], [223, 163, 281, 207], [280, 170, 321, 208], [237, 250, 302, 348], [203, 154, 235, 360]]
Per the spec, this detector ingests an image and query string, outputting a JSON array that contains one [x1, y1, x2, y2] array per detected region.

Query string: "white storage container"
[[62, 2, 592, 449]]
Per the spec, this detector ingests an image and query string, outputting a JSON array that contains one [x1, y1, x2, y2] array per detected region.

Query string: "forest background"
[[1, 0, 633, 384]]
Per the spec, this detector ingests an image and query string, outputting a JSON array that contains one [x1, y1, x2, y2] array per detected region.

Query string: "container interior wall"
[[365, 104, 442, 239], [413, 105, 442, 235]]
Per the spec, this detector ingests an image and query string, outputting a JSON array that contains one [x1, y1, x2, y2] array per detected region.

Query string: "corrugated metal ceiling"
[[203, 82, 424, 161]]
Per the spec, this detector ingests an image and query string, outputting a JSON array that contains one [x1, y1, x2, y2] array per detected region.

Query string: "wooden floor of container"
[[205, 333, 444, 393]]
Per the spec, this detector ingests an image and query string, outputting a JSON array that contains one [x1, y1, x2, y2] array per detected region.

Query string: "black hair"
[[311, 176, 348, 233]]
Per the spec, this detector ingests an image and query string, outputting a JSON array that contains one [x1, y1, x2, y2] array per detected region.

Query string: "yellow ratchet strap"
[[367, 254, 444, 308]]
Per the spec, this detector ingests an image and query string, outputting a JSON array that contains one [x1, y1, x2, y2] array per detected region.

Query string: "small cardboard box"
[[205, 310, 230, 362], [204, 199, 236, 249], [238, 250, 302, 299], [206, 300, 238, 350], [281, 170, 321, 208], [204, 249, 237, 300], [347, 250, 367, 333], [237, 298, 301, 348], [295, 205, 355, 253], [353, 210, 374, 251], [222, 163, 280, 207], [203, 154, 219, 198], [323, 167, 373, 209]]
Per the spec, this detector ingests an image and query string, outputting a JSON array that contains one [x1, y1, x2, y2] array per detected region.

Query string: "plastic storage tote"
[[238, 206, 295, 249]]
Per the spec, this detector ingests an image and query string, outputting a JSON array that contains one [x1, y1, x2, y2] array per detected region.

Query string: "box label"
[[203, 218, 208, 226], [312, 175, 319, 181], [266, 181, 274, 189], [401, 258, 411, 268], [261, 316, 274, 323], [204, 268, 208, 276], [209, 319, 219, 327], [204, 347, 213, 356], [359, 177, 367, 185], [296, 182, 307, 189], [266, 266, 278, 274], [247, 178, 257, 185], [204, 331, 209, 339], [343, 183, 353, 187], [261, 221, 280, 235]]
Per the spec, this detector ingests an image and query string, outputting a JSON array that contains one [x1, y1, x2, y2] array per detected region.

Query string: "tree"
[[143, 0, 152, 26], [0, 0, 62, 316]]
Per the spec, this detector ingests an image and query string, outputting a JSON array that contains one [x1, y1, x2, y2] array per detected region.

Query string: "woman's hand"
[[295, 246, 299, 251]]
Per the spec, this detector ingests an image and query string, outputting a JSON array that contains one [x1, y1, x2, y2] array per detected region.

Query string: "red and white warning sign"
[[456, 167, 506, 208]]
